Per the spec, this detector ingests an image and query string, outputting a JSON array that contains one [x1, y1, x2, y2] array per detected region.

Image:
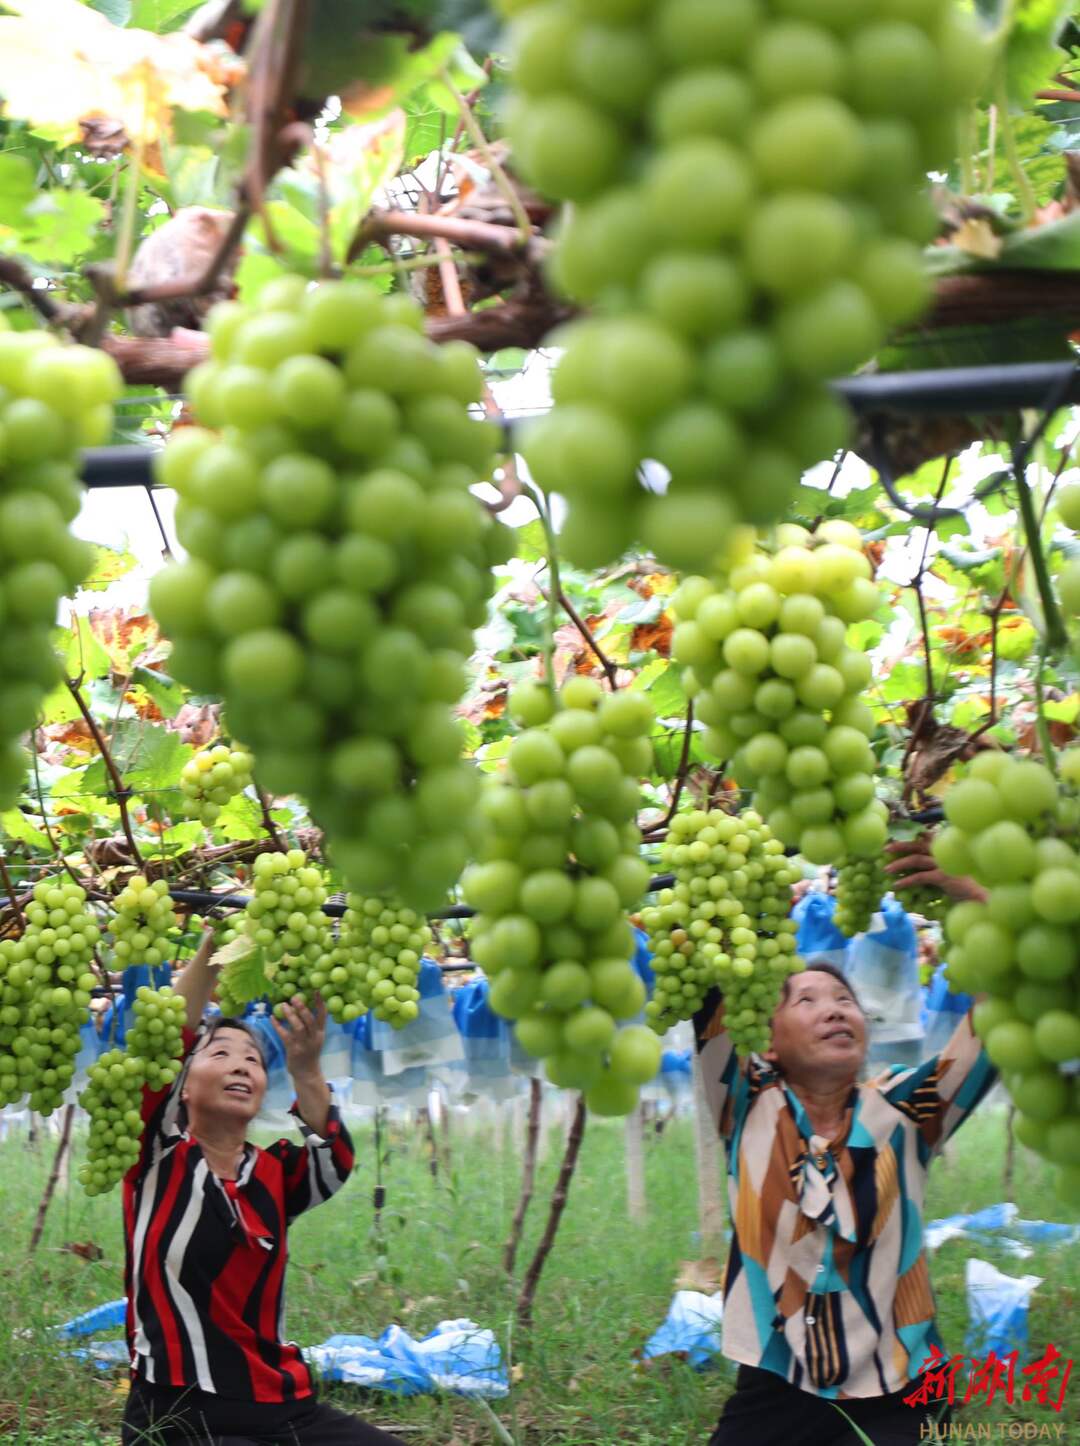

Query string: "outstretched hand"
[[272, 994, 327, 1077], [882, 833, 987, 903]]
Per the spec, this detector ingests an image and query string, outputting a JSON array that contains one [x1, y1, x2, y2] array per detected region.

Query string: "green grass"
[[0, 1101, 1077, 1444]]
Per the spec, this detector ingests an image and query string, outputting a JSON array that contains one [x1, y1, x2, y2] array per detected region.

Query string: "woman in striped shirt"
[[701, 839, 996, 1445], [121, 931, 406, 1446]]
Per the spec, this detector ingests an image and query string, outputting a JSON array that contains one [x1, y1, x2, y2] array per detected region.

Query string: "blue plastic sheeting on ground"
[[56, 1299, 127, 1337], [925, 1202, 1080, 1259], [641, 1291, 725, 1370], [792, 892, 848, 965], [54, 1303, 508, 1398], [307, 1320, 508, 1398], [965, 1258, 1043, 1359]]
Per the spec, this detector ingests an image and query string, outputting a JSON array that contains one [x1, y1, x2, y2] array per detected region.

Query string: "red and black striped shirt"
[[122, 1027, 355, 1402]]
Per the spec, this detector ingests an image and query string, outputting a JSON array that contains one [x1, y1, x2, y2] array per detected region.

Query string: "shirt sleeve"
[[127, 1024, 199, 1181], [693, 988, 752, 1143], [877, 1006, 998, 1155], [265, 1091, 356, 1224]]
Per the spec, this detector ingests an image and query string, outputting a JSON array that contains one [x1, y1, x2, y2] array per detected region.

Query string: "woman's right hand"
[[882, 832, 988, 904]]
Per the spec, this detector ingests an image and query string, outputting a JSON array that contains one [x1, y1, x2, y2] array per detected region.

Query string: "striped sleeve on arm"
[[878, 1007, 998, 1156], [269, 1093, 355, 1223], [692, 988, 750, 1142], [128, 1024, 198, 1181]]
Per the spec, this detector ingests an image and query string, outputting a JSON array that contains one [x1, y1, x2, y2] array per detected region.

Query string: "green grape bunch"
[[894, 880, 947, 925], [125, 984, 187, 1091], [464, 676, 661, 1116], [324, 896, 430, 1027], [0, 876, 101, 1112], [834, 857, 886, 937], [934, 750, 1080, 1206], [672, 521, 884, 867], [148, 276, 515, 913], [641, 807, 800, 1049], [0, 321, 123, 809], [110, 875, 176, 967], [78, 1047, 146, 1195], [506, 0, 988, 575], [179, 744, 254, 824], [242, 848, 334, 1016]]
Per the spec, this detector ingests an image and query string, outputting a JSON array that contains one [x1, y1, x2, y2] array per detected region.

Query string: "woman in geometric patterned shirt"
[[701, 838, 997, 1445]]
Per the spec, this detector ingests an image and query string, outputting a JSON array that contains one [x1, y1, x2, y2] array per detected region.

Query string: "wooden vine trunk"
[[502, 1077, 542, 1276], [29, 1104, 75, 1253], [516, 1093, 586, 1330]]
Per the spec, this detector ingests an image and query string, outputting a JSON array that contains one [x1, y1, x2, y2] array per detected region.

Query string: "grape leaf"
[[0, 0, 232, 145], [0, 808, 51, 850], [214, 938, 270, 1006], [89, 0, 133, 24], [80, 719, 192, 795]]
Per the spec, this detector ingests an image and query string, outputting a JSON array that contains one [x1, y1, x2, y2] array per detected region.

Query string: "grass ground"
[[0, 1100, 1077, 1445]]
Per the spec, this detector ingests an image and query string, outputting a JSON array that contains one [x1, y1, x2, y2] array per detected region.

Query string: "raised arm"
[[273, 994, 332, 1137], [693, 988, 752, 1141], [173, 925, 220, 1030]]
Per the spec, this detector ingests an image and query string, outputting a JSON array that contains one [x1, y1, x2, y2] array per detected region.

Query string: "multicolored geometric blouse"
[[693, 992, 997, 1400]]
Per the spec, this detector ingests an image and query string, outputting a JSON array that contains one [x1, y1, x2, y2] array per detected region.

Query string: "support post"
[[692, 1051, 725, 1257]]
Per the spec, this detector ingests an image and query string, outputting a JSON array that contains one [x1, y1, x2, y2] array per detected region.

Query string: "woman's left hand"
[[883, 833, 987, 903], [273, 994, 327, 1077]]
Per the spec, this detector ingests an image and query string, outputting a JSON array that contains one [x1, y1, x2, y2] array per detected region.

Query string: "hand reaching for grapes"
[[883, 833, 987, 904], [273, 994, 327, 1079]]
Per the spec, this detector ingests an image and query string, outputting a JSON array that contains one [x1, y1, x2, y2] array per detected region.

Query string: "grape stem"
[[29, 735, 85, 888], [642, 700, 695, 839], [1014, 467, 1068, 653], [254, 783, 288, 854], [438, 68, 533, 246], [0, 255, 68, 324], [1033, 642, 1058, 772], [520, 480, 561, 694], [0, 853, 24, 929], [551, 586, 620, 691], [995, 74, 1038, 224], [65, 678, 144, 867]]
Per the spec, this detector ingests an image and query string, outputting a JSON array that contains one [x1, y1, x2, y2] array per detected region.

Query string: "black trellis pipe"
[[72, 361, 1080, 491], [165, 876, 679, 921]]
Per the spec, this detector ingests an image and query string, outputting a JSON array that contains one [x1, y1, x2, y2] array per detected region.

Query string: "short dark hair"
[[779, 959, 863, 1013], [194, 1015, 268, 1071]]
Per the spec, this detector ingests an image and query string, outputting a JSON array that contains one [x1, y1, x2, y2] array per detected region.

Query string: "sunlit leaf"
[[0, 0, 235, 145], [62, 616, 112, 683], [89, 608, 165, 674], [81, 544, 140, 592], [130, 665, 184, 719], [214, 792, 264, 842], [0, 808, 51, 850]]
